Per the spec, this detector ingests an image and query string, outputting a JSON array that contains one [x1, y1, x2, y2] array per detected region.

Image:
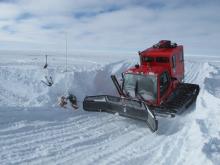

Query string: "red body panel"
[[123, 40, 184, 106], [139, 42, 184, 81]]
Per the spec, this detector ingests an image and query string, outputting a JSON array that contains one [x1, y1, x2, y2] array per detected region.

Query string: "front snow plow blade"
[[83, 95, 158, 132]]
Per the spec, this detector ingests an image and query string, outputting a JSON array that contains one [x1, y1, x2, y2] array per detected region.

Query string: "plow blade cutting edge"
[[83, 95, 158, 132]]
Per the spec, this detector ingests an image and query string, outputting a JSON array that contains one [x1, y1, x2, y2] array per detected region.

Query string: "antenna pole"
[[65, 33, 68, 72]]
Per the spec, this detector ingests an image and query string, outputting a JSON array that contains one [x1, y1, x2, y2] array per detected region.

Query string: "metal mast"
[[65, 33, 68, 72]]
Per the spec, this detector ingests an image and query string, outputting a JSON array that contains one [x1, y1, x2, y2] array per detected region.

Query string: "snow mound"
[[0, 60, 133, 107]]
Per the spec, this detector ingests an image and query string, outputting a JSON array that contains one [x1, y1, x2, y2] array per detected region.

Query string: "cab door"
[[159, 71, 171, 103]]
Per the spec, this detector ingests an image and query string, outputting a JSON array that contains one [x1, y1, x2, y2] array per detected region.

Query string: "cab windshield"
[[123, 73, 157, 101]]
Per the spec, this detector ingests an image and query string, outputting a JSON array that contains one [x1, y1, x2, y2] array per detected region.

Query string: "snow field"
[[0, 54, 220, 165]]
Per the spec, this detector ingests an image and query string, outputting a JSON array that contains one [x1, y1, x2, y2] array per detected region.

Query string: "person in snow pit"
[[59, 96, 68, 108], [59, 94, 78, 110]]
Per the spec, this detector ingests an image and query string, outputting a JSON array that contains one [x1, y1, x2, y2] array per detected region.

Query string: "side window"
[[160, 72, 170, 97], [172, 55, 176, 68], [156, 57, 169, 63], [142, 57, 154, 62]]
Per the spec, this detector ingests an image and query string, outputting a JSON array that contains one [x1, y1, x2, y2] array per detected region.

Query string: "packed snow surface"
[[0, 53, 220, 165]]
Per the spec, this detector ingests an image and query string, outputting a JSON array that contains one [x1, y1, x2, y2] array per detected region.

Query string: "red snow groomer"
[[83, 40, 200, 132]]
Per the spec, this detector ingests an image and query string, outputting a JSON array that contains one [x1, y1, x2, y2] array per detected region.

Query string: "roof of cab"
[[125, 65, 166, 76], [139, 45, 182, 58]]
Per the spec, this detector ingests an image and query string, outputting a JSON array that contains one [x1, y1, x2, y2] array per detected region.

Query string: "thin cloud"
[[0, 0, 220, 55]]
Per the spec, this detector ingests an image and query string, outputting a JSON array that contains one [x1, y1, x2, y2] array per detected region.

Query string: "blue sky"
[[0, 0, 220, 55]]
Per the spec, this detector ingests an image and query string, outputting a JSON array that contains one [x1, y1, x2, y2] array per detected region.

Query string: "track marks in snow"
[[28, 118, 137, 164], [0, 112, 116, 164], [185, 61, 204, 84]]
